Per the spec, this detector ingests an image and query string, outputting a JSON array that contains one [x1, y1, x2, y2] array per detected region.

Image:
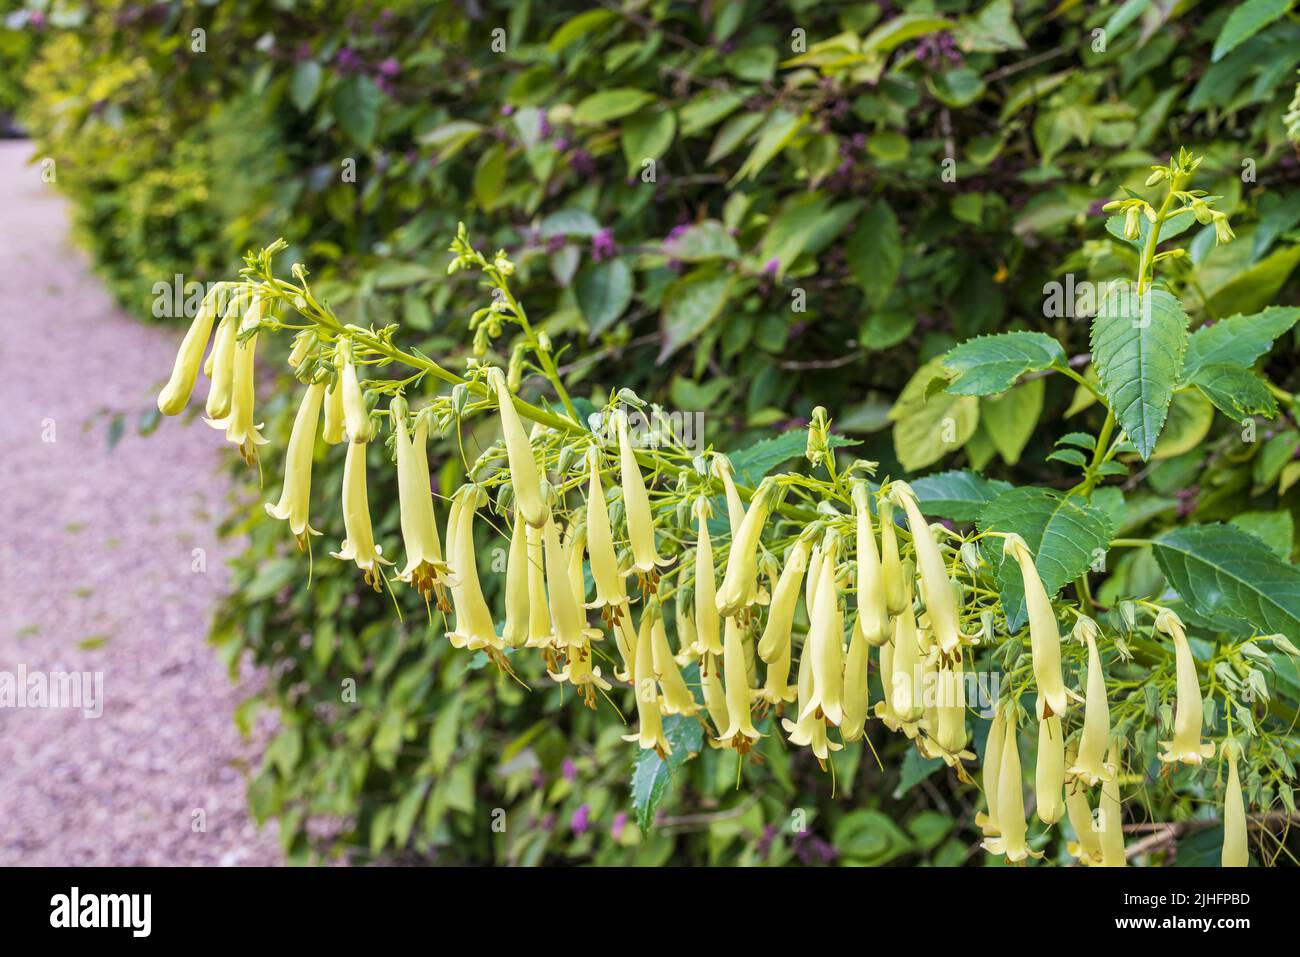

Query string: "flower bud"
[[800, 535, 844, 727], [1036, 716, 1065, 824], [716, 478, 778, 617], [158, 284, 225, 415], [892, 483, 961, 656], [490, 368, 548, 528], [691, 501, 723, 656], [1154, 609, 1215, 765], [1222, 741, 1248, 867], [1069, 617, 1114, 785]]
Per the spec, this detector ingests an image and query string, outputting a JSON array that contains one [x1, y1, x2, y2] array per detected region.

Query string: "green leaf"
[[539, 208, 600, 238], [1231, 511, 1294, 559], [1181, 306, 1300, 381], [845, 199, 901, 308], [573, 88, 656, 125], [575, 258, 634, 336], [621, 109, 676, 170], [1212, 0, 1295, 62], [706, 111, 764, 165], [473, 141, 507, 210], [833, 809, 915, 865], [730, 109, 805, 184], [889, 357, 979, 473], [547, 9, 617, 53], [1106, 208, 1197, 251], [980, 378, 1044, 465], [942, 331, 1065, 396], [630, 710, 704, 831], [1090, 288, 1189, 460], [662, 220, 739, 262], [657, 269, 734, 362], [290, 61, 322, 112], [863, 14, 953, 54], [957, 0, 1027, 53], [1152, 389, 1214, 460], [908, 470, 1014, 522], [331, 74, 382, 148], [1204, 244, 1300, 318], [1190, 364, 1278, 423], [979, 487, 1116, 632], [678, 91, 744, 137], [1153, 523, 1300, 641], [727, 430, 856, 487]]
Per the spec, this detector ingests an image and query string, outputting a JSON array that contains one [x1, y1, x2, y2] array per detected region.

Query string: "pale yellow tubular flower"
[[522, 522, 553, 650], [1065, 751, 1104, 866], [264, 381, 325, 543], [873, 640, 902, 731], [700, 651, 730, 744], [1036, 716, 1065, 825], [489, 367, 548, 528], [975, 708, 1006, 836], [158, 283, 226, 415], [330, 439, 391, 588], [852, 482, 890, 647], [1004, 534, 1068, 720], [394, 407, 454, 609], [757, 540, 810, 663], [649, 605, 698, 716], [502, 516, 530, 648], [322, 376, 346, 445], [611, 600, 637, 683], [1155, 609, 1215, 766], [205, 321, 268, 464], [804, 543, 823, 620], [982, 715, 1044, 862], [564, 520, 587, 606], [800, 536, 845, 727], [716, 478, 778, 618], [841, 615, 871, 743], [554, 643, 612, 709], [890, 590, 926, 723], [542, 517, 598, 652], [891, 482, 961, 657], [1098, 742, 1126, 866], [623, 605, 672, 758], [1069, 616, 1114, 785], [783, 643, 842, 763], [614, 408, 667, 577], [713, 455, 745, 539], [759, 620, 798, 706], [936, 651, 971, 759], [716, 617, 762, 749], [287, 329, 313, 369], [203, 295, 243, 419], [444, 485, 501, 652], [583, 451, 626, 617], [878, 497, 907, 616], [672, 606, 697, 667], [1222, 741, 1249, 867], [691, 501, 723, 656], [337, 339, 372, 443]]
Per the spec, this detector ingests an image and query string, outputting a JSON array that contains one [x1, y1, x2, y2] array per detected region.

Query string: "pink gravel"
[[0, 141, 282, 865]]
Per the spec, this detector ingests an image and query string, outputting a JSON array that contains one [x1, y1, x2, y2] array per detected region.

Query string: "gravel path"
[[0, 140, 281, 865]]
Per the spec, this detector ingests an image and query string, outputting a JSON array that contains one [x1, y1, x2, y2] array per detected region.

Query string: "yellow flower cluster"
[[156, 278, 1251, 867]]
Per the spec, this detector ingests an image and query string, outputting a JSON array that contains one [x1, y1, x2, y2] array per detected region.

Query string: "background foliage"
[[10, 0, 1300, 864]]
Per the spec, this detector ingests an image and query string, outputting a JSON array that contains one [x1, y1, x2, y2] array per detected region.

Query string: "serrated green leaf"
[[1153, 389, 1214, 460], [1231, 511, 1294, 559], [978, 487, 1116, 631], [890, 357, 980, 473], [1090, 288, 1189, 460], [1190, 364, 1278, 423], [908, 469, 1014, 521], [630, 710, 704, 831], [1153, 523, 1300, 641], [942, 331, 1065, 396], [1181, 306, 1300, 381]]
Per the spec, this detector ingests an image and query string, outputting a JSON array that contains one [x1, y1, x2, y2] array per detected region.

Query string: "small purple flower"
[[562, 757, 577, 782], [377, 57, 400, 78], [538, 115, 554, 139], [571, 804, 591, 835], [665, 223, 690, 244], [540, 812, 556, 831], [546, 235, 567, 255], [761, 257, 781, 278], [28, 10, 47, 29], [501, 104, 515, 116], [611, 811, 628, 840], [591, 228, 617, 263], [335, 47, 362, 73], [571, 149, 596, 178]]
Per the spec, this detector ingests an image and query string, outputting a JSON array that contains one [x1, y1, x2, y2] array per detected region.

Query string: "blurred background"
[[3, 0, 1300, 865]]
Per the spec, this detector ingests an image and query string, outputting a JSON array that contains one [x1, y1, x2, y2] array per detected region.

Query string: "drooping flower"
[[840, 613, 871, 743], [647, 602, 697, 716], [700, 651, 730, 743], [935, 650, 972, 760], [1004, 534, 1068, 720], [205, 300, 268, 464], [264, 381, 325, 544], [716, 617, 761, 750], [490, 367, 548, 528], [551, 644, 612, 709], [891, 482, 961, 657], [757, 541, 809, 705], [611, 600, 637, 683], [804, 543, 823, 620], [783, 640, 843, 765], [542, 517, 600, 652], [800, 534, 845, 727], [877, 497, 908, 616], [1065, 749, 1104, 866], [975, 708, 1006, 836], [889, 587, 926, 724], [623, 605, 672, 758], [322, 375, 346, 445], [337, 339, 372, 442], [583, 450, 626, 618], [158, 283, 227, 415], [852, 482, 890, 647], [690, 500, 723, 656], [712, 455, 745, 539], [873, 640, 903, 731], [1155, 609, 1215, 766], [1222, 740, 1249, 867], [716, 478, 778, 618], [393, 401, 454, 609], [1098, 742, 1126, 867], [614, 408, 668, 582], [444, 485, 502, 652], [1068, 616, 1114, 785], [502, 516, 530, 648], [981, 714, 1044, 863], [1036, 715, 1065, 825], [203, 296, 244, 419], [330, 439, 391, 588], [522, 522, 553, 650]]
